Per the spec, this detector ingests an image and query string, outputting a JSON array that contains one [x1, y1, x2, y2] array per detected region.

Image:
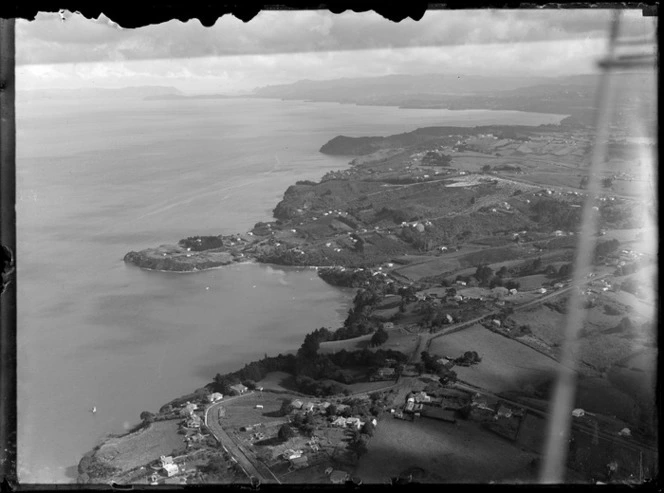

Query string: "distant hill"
[[18, 86, 183, 100], [251, 72, 656, 126], [252, 73, 557, 102]]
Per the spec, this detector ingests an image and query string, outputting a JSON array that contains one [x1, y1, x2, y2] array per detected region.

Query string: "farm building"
[[421, 407, 457, 423], [229, 384, 248, 395], [291, 399, 304, 409], [332, 417, 348, 427]]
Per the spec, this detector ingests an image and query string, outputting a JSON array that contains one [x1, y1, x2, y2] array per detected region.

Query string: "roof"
[[330, 470, 349, 483], [290, 456, 308, 466], [291, 399, 303, 408], [230, 384, 248, 392]]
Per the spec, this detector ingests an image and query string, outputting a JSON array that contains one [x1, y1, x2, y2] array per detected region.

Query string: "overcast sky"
[[16, 9, 655, 93]]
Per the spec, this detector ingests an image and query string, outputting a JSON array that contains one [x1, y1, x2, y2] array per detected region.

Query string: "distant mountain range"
[[251, 72, 655, 126]]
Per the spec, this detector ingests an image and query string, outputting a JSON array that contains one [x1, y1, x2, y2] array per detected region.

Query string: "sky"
[[16, 9, 656, 93]]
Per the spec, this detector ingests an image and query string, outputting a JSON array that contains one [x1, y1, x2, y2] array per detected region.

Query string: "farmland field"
[[429, 324, 563, 394], [94, 420, 184, 473], [355, 415, 538, 483]]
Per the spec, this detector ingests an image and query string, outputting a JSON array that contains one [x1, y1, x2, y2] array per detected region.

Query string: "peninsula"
[[89, 112, 656, 486]]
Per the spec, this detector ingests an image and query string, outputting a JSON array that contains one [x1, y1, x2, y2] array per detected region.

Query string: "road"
[[204, 394, 279, 484]]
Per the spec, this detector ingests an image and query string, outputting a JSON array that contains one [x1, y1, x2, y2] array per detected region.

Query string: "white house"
[[332, 417, 347, 427], [162, 463, 179, 477], [208, 392, 223, 403], [572, 408, 585, 418]]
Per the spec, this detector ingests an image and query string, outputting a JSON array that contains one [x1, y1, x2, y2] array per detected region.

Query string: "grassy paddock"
[[430, 324, 562, 394], [355, 415, 537, 483]]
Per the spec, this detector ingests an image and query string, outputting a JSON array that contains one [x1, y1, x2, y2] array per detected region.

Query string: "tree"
[[201, 456, 226, 475], [361, 421, 375, 436], [348, 437, 369, 460], [474, 264, 494, 286], [278, 424, 295, 441], [326, 404, 338, 417], [602, 177, 614, 188], [481, 164, 492, 173], [140, 411, 155, 424], [496, 266, 509, 278], [370, 327, 389, 347], [558, 263, 573, 278]]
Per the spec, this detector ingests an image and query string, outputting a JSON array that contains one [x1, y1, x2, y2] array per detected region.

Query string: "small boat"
[[91, 406, 97, 414]]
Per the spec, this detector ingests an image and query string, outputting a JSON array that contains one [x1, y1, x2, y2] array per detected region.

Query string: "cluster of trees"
[[594, 239, 620, 261], [620, 278, 639, 295], [373, 206, 413, 225], [421, 151, 452, 167], [178, 235, 224, 251], [417, 351, 458, 384], [370, 327, 389, 346], [453, 351, 482, 367], [530, 198, 582, 231], [473, 264, 520, 290]]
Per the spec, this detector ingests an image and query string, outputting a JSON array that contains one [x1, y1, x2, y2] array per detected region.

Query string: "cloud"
[[16, 9, 655, 65]]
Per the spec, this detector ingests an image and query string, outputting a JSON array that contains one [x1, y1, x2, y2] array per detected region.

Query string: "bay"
[[16, 96, 565, 483]]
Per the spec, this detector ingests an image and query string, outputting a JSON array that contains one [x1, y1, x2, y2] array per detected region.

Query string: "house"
[[537, 288, 547, 294], [303, 402, 315, 413], [229, 384, 248, 395], [332, 417, 347, 427], [492, 319, 501, 328], [495, 403, 514, 419], [180, 402, 198, 417], [382, 322, 394, 330], [618, 428, 631, 437], [162, 462, 179, 477], [255, 405, 264, 410], [456, 280, 467, 286], [345, 417, 364, 430], [413, 392, 431, 403], [329, 470, 349, 484], [289, 456, 309, 469], [282, 449, 303, 460], [572, 408, 585, 418], [186, 415, 202, 428], [509, 289, 518, 295], [371, 418, 378, 427], [160, 456, 174, 467], [207, 392, 223, 403], [291, 399, 304, 409], [405, 401, 415, 412], [372, 367, 396, 381]]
